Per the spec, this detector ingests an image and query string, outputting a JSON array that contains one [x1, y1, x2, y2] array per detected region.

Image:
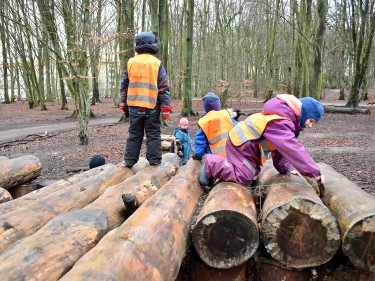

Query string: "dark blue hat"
[[134, 32, 159, 54], [89, 155, 106, 169], [300, 97, 324, 127], [202, 92, 221, 113]]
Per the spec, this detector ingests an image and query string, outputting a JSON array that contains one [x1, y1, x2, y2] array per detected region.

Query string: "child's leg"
[[144, 114, 162, 165], [125, 115, 145, 166]]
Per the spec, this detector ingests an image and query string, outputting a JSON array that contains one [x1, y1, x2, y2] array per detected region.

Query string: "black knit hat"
[[89, 155, 106, 169], [134, 32, 159, 54]]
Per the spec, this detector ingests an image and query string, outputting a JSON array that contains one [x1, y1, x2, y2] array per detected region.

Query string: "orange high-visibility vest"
[[127, 54, 161, 109], [229, 113, 288, 164], [198, 110, 234, 156]]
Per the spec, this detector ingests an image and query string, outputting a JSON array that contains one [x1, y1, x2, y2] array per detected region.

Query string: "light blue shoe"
[[198, 160, 214, 189]]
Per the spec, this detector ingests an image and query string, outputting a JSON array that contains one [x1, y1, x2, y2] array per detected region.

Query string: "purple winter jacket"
[[205, 97, 321, 185]]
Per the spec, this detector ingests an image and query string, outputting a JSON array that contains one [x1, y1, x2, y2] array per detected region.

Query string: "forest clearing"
[[0, 92, 374, 280]]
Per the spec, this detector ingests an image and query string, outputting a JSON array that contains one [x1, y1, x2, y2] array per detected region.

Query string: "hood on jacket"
[[262, 97, 303, 131]]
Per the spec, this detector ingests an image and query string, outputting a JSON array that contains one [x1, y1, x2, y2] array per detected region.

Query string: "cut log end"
[[342, 215, 375, 271], [262, 199, 341, 269], [193, 210, 259, 269]]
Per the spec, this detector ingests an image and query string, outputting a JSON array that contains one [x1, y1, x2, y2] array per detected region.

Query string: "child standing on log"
[[170, 118, 192, 165], [199, 94, 325, 189], [192, 92, 239, 161], [119, 32, 172, 168]]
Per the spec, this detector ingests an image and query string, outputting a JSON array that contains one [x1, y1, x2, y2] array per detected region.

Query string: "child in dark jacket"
[[119, 32, 172, 168], [199, 94, 324, 190], [170, 118, 191, 165]]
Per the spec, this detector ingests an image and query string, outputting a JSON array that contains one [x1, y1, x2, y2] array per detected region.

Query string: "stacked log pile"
[[0, 153, 181, 281], [0, 155, 374, 281]]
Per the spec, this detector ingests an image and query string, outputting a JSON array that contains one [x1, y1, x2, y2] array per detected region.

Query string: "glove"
[[120, 103, 129, 118], [160, 105, 173, 120], [233, 109, 244, 121], [192, 154, 202, 161]]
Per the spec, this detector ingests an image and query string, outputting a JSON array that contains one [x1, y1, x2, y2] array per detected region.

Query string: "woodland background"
[[0, 0, 375, 145]]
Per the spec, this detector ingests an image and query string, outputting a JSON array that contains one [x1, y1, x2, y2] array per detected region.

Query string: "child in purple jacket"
[[199, 94, 324, 190]]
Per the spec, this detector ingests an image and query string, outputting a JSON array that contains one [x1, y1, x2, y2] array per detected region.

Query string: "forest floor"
[[0, 92, 375, 196]]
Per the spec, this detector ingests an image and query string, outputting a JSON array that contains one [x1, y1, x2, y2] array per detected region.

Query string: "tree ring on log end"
[[262, 199, 340, 269], [342, 215, 375, 271], [192, 210, 259, 269]]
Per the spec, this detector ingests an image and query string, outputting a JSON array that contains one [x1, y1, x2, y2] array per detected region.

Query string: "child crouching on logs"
[[199, 94, 325, 192]]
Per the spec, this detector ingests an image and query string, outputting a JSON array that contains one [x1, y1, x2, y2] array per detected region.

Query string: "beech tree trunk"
[[257, 162, 341, 269], [0, 164, 136, 254], [0, 155, 42, 190], [60, 159, 203, 281], [0, 154, 181, 281], [192, 182, 259, 269], [318, 163, 375, 272]]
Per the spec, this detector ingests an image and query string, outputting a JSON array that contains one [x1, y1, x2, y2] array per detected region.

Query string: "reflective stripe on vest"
[[198, 110, 234, 157], [127, 54, 161, 109], [229, 113, 288, 164]]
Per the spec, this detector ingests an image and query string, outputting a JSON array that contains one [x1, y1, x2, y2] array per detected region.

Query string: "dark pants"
[[125, 113, 161, 166]]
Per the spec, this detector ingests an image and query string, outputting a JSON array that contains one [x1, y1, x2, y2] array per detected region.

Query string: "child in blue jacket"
[[170, 118, 191, 165]]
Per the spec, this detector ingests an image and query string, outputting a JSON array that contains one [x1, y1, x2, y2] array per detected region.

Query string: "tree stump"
[[0, 154, 181, 281], [60, 159, 203, 281], [0, 155, 42, 190], [192, 182, 259, 269], [258, 162, 341, 269], [318, 163, 375, 271]]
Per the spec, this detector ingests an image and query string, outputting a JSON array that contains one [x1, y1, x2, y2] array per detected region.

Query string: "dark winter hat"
[[202, 92, 221, 113], [134, 32, 159, 54], [299, 97, 324, 127], [89, 155, 106, 169]]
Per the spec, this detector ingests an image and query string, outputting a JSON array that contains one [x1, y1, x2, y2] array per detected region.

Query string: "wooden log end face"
[[342, 215, 375, 271], [262, 199, 341, 269], [192, 211, 259, 269]]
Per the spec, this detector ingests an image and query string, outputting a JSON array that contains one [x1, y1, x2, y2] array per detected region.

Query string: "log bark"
[[0, 163, 141, 254], [8, 180, 58, 199], [60, 159, 203, 281], [0, 163, 113, 215], [192, 182, 259, 269], [0, 155, 42, 190], [188, 250, 247, 281], [0, 188, 12, 204], [257, 162, 341, 269], [318, 163, 375, 271], [323, 105, 370, 114], [0, 154, 180, 281]]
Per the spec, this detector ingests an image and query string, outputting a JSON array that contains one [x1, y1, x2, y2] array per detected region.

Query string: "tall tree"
[[346, 0, 375, 107]]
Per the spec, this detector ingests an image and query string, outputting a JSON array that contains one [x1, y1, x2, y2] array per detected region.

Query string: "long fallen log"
[[0, 155, 42, 190], [192, 182, 259, 269], [323, 105, 370, 114], [60, 159, 203, 281], [318, 163, 375, 272], [0, 162, 143, 255], [257, 162, 341, 269], [0, 154, 180, 281]]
